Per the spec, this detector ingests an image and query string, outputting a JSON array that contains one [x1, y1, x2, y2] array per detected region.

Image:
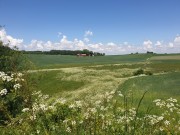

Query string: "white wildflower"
[[157, 116, 164, 121], [19, 119, 23, 124], [63, 119, 69, 124], [14, 83, 21, 90], [11, 73, 14, 78], [17, 73, 23, 77], [66, 127, 71, 133], [71, 120, 76, 125], [79, 120, 83, 124], [90, 108, 97, 114], [56, 98, 66, 104], [155, 101, 166, 108], [0, 72, 5, 78], [0, 89, 8, 96], [42, 94, 49, 100], [69, 103, 75, 108], [48, 105, 55, 110], [36, 130, 40, 134], [106, 120, 112, 126], [166, 103, 174, 108], [39, 104, 47, 111], [95, 100, 101, 106], [164, 120, 170, 126], [30, 115, 36, 121], [22, 108, 30, 112], [2, 75, 13, 82], [110, 90, 116, 95], [159, 127, 164, 131], [100, 106, 105, 111], [166, 97, 177, 103], [75, 101, 82, 108], [153, 99, 161, 103], [84, 112, 90, 119]]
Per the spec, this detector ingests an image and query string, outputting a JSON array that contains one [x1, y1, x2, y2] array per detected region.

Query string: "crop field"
[[27, 54, 154, 68], [29, 55, 180, 105], [149, 55, 180, 60]]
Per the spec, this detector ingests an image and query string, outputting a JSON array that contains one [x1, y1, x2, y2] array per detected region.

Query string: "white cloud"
[[28, 40, 44, 51], [84, 37, 89, 42], [155, 41, 163, 48], [168, 42, 174, 48], [143, 40, 153, 50], [174, 36, 180, 44], [0, 28, 23, 49], [84, 30, 93, 37], [1, 28, 180, 55]]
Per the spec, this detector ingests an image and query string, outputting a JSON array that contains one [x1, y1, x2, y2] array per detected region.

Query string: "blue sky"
[[0, 0, 180, 54]]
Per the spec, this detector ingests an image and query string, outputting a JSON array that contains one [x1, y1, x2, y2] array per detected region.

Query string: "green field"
[[28, 54, 180, 103], [27, 54, 153, 68]]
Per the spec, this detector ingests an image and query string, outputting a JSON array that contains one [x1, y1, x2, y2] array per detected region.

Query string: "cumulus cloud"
[[0, 28, 23, 49], [143, 40, 153, 50], [174, 35, 180, 44], [84, 30, 93, 37], [84, 37, 90, 42], [155, 41, 163, 48], [0, 28, 180, 55], [168, 42, 174, 48]]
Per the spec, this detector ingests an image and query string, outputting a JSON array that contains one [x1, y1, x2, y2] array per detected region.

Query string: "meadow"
[[27, 54, 180, 108], [1, 53, 180, 134]]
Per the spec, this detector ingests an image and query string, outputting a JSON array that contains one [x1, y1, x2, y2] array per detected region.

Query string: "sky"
[[0, 0, 180, 55]]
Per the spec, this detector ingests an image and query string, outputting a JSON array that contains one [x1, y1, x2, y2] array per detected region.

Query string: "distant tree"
[[82, 49, 90, 55], [147, 51, 154, 54]]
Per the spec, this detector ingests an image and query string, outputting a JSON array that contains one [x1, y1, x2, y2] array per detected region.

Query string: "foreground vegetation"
[[1, 71, 179, 135], [1, 42, 180, 134]]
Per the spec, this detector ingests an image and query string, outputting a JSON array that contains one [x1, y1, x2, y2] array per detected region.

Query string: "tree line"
[[22, 49, 105, 56]]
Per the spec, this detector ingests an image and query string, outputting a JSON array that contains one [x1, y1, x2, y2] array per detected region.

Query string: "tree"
[[82, 49, 90, 55]]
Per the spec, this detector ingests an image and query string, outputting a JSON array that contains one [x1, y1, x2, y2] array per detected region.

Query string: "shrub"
[[145, 71, 153, 75], [0, 41, 33, 72], [133, 68, 144, 76]]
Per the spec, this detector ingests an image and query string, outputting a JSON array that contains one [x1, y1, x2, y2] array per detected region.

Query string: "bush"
[[133, 68, 144, 76], [145, 71, 153, 75], [0, 41, 33, 72]]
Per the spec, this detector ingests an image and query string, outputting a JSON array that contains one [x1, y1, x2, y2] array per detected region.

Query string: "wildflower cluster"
[[16, 88, 179, 135], [0, 72, 24, 96], [0, 71, 31, 126], [150, 97, 180, 134]]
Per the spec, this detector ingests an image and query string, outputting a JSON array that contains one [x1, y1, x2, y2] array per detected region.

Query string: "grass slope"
[[118, 72, 180, 113], [28, 71, 86, 95]]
